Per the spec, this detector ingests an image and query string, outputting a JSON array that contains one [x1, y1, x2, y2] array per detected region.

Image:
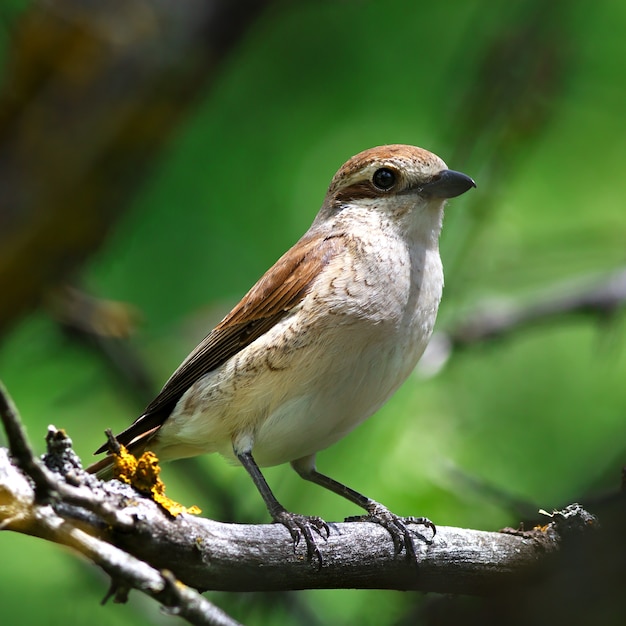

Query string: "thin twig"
[[0, 379, 52, 498], [160, 570, 243, 626], [52, 522, 243, 626]]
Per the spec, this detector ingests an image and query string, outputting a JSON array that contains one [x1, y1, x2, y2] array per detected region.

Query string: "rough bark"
[[0, 377, 598, 596]]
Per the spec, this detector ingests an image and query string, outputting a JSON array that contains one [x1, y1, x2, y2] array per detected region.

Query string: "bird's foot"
[[345, 502, 435, 560], [272, 510, 330, 567]]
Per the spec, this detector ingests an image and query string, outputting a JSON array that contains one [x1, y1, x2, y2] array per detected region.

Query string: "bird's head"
[[316, 145, 475, 240]]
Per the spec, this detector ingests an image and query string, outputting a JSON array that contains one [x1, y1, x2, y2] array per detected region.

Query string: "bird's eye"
[[372, 167, 396, 191]]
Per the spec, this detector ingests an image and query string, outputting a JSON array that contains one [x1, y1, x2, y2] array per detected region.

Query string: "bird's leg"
[[291, 457, 435, 560], [237, 451, 329, 565]]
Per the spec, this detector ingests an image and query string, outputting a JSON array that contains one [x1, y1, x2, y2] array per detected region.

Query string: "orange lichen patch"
[[533, 524, 551, 532], [111, 444, 139, 483], [112, 445, 201, 517]]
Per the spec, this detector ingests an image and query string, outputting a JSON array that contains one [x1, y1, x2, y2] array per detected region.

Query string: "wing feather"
[[93, 232, 345, 455]]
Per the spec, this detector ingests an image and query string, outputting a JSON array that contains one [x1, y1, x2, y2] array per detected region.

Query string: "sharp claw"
[[405, 515, 434, 528], [345, 505, 435, 559], [310, 517, 331, 539], [272, 511, 329, 567], [404, 515, 437, 543]]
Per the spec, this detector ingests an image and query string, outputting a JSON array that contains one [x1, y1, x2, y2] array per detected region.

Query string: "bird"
[[89, 144, 475, 563]]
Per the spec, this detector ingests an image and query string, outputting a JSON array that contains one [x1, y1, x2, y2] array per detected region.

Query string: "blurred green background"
[[1, 0, 625, 624]]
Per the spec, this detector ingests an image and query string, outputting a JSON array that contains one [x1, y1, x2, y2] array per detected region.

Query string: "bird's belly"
[[250, 322, 432, 466]]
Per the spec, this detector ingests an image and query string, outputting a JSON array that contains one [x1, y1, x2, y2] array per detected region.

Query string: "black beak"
[[421, 169, 476, 199]]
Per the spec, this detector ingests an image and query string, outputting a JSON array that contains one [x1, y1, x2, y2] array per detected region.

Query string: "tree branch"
[[0, 0, 269, 336], [0, 381, 599, 608], [0, 441, 586, 595]]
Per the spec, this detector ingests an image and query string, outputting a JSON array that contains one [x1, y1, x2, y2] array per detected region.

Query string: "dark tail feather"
[[94, 412, 165, 455], [86, 454, 116, 480]]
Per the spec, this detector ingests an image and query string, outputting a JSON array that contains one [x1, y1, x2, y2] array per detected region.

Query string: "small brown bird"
[[89, 145, 475, 562]]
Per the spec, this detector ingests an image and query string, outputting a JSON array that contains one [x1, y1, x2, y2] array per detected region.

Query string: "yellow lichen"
[[111, 445, 138, 483], [112, 445, 201, 517]]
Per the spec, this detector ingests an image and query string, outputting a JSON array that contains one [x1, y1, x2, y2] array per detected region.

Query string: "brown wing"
[[93, 231, 346, 455]]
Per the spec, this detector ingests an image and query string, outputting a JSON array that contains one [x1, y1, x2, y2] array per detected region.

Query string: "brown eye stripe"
[[332, 180, 383, 204]]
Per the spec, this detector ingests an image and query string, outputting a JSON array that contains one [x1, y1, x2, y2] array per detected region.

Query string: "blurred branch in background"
[[0, 0, 268, 339], [424, 267, 626, 365], [44, 284, 156, 403], [420, 267, 626, 522]]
